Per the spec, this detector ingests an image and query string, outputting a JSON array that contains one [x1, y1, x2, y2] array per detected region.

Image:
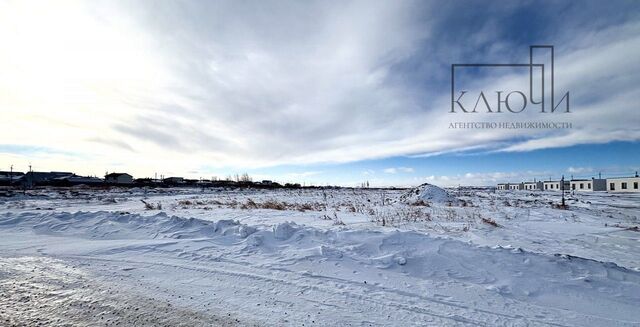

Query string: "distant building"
[[24, 171, 74, 187], [0, 171, 24, 185], [523, 181, 543, 190], [570, 179, 593, 192], [569, 178, 607, 192], [163, 177, 184, 184], [135, 178, 160, 186], [496, 183, 509, 191], [607, 174, 640, 193], [55, 175, 104, 186], [105, 173, 133, 184], [509, 182, 523, 190], [543, 180, 570, 191]]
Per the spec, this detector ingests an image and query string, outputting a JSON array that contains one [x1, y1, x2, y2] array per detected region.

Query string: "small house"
[[570, 179, 593, 192], [606, 174, 640, 193], [0, 171, 24, 185], [105, 173, 133, 185], [24, 171, 74, 187], [509, 182, 523, 190], [523, 181, 543, 191], [543, 180, 570, 191], [496, 183, 509, 191], [163, 177, 184, 185], [54, 175, 104, 186]]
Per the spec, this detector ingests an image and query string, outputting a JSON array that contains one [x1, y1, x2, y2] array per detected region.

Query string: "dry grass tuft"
[[481, 217, 500, 227]]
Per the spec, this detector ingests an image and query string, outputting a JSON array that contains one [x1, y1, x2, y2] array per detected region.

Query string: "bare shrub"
[[372, 207, 432, 227], [141, 199, 154, 210], [481, 217, 500, 227], [140, 199, 161, 210], [409, 200, 430, 207], [332, 212, 345, 225], [241, 199, 258, 210], [261, 200, 287, 210]]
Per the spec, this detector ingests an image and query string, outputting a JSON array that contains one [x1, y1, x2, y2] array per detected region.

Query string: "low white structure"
[[497, 183, 509, 191], [509, 183, 523, 190], [543, 180, 570, 191], [570, 179, 593, 192], [523, 181, 543, 190], [607, 175, 640, 193]]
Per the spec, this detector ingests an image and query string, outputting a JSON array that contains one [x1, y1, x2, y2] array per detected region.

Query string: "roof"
[[28, 171, 73, 176], [105, 173, 132, 178], [606, 176, 640, 180], [0, 171, 24, 176]]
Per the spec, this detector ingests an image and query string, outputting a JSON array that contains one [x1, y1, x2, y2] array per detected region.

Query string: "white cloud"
[[383, 167, 414, 174], [567, 166, 593, 174], [0, 1, 638, 178], [284, 171, 322, 179], [362, 169, 375, 176]]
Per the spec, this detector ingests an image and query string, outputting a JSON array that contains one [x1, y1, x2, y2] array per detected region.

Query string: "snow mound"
[[2, 210, 640, 322], [273, 222, 300, 240], [400, 183, 455, 204]]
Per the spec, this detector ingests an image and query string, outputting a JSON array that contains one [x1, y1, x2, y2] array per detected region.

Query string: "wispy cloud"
[[567, 166, 594, 174], [284, 171, 323, 179], [0, 1, 638, 179], [384, 167, 414, 174]]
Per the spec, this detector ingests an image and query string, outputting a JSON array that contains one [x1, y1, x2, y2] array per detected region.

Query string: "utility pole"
[[561, 175, 565, 207], [28, 163, 33, 189]]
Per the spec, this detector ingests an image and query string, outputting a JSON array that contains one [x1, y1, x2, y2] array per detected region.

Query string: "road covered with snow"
[[1, 185, 639, 326]]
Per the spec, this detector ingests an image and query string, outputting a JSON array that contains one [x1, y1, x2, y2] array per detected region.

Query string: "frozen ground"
[[0, 186, 639, 326]]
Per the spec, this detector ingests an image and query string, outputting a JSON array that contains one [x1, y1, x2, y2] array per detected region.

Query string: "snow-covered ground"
[[1, 186, 639, 326]]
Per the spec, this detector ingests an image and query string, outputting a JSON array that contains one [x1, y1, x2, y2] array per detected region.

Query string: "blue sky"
[[1, 0, 639, 186], [233, 141, 640, 187]]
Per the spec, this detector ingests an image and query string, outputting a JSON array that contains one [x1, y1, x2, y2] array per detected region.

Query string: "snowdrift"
[[400, 183, 456, 204], [2, 210, 640, 319]]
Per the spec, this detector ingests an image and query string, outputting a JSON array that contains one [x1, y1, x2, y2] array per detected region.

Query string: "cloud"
[[383, 167, 414, 174], [567, 166, 593, 174], [284, 171, 323, 179], [362, 169, 375, 176], [0, 1, 638, 178]]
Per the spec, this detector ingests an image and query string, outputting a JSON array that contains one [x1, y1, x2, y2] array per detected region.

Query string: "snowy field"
[[1, 185, 639, 326]]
